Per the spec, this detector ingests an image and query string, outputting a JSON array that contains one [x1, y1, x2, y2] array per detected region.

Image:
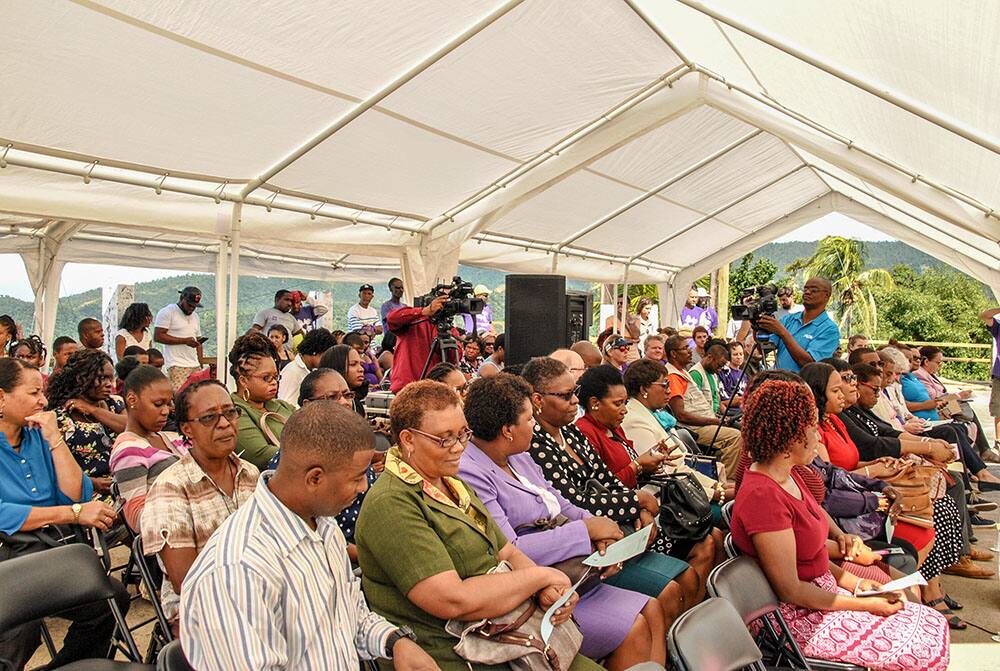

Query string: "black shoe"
[[969, 513, 995, 527], [976, 480, 1000, 492], [970, 535, 979, 543], [969, 500, 999, 513]]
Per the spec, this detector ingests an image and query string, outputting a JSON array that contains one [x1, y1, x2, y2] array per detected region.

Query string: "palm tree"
[[786, 236, 894, 337]]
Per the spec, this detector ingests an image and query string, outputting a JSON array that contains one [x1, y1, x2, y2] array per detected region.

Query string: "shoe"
[[982, 448, 1000, 464], [976, 480, 1000, 492], [969, 513, 995, 527], [969, 547, 995, 562], [970, 535, 979, 543], [942, 555, 996, 579], [967, 495, 999, 512], [923, 597, 967, 630]]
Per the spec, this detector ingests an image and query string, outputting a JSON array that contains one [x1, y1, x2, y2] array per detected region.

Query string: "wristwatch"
[[384, 626, 416, 658], [71, 503, 82, 524]]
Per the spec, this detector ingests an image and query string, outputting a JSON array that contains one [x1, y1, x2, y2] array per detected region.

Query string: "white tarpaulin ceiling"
[[2, 0, 999, 313]]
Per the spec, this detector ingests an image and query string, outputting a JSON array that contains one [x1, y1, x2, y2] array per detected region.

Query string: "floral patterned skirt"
[[777, 572, 949, 671]]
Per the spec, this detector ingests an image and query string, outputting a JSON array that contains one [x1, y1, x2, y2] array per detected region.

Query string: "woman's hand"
[[636, 450, 666, 474], [851, 546, 880, 566], [636, 489, 659, 516], [77, 500, 118, 531], [927, 443, 955, 463], [902, 419, 927, 435], [64, 398, 97, 417], [24, 410, 62, 446], [536, 584, 579, 626], [959, 389, 973, 400], [858, 595, 904, 617], [583, 517, 623, 552], [636, 509, 658, 546], [834, 533, 865, 561], [90, 476, 114, 495]]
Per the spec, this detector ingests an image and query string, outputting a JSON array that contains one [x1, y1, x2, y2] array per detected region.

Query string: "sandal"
[[924, 597, 967, 630], [943, 594, 964, 611]]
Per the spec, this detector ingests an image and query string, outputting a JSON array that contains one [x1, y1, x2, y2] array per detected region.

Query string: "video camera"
[[730, 283, 778, 340], [413, 275, 484, 326]]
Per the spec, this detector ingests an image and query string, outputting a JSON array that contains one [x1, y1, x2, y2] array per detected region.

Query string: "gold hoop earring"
[[241, 388, 251, 402]]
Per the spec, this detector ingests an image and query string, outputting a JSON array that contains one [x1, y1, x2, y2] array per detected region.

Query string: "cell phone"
[[196, 336, 209, 344]]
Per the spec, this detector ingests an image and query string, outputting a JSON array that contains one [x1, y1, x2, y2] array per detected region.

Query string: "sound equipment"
[[505, 275, 591, 366]]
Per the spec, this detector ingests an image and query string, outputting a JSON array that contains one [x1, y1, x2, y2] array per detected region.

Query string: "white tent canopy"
[[2, 0, 999, 352]]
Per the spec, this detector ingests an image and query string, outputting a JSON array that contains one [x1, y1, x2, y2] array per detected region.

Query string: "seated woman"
[[0, 358, 126, 669], [426, 362, 469, 398], [619, 359, 723, 499], [141, 379, 258, 629], [808, 361, 983, 625], [345, 330, 382, 387], [461, 375, 686, 648], [320, 343, 369, 416], [47, 348, 127, 494], [266, 325, 293, 370], [228, 333, 294, 471], [110, 364, 187, 531], [267, 368, 372, 563], [731, 378, 949, 671], [356, 381, 610, 671], [523, 357, 715, 596]]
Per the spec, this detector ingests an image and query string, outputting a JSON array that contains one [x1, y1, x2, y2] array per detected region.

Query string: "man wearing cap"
[[461, 284, 494, 335], [602, 335, 634, 372], [347, 284, 382, 334], [696, 287, 718, 333], [249, 290, 302, 349], [292, 290, 329, 333], [774, 286, 803, 320], [154, 287, 205, 391]]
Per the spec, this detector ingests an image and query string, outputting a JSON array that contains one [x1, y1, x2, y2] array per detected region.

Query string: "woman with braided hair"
[[47, 348, 126, 494], [229, 332, 294, 470], [10, 335, 48, 389]]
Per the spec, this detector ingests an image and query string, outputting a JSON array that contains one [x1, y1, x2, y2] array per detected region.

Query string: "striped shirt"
[[180, 472, 397, 671], [110, 431, 188, 531]]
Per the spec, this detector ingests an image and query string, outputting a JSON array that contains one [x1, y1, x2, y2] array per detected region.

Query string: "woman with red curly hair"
[[731, 379, 949, 671]]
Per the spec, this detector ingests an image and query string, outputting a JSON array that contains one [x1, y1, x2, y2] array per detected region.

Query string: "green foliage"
[[727, 254, 779, 310]]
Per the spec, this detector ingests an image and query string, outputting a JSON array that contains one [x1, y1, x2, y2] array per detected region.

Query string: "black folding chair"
[[722, 532, 740, 559], [719, 500, 735, 529], [131, 535, 174, 662], [0, 543, 153, 670], [667, 598, 766, 671], [155, 641, 192, 671], [707, 556, 863, 671]]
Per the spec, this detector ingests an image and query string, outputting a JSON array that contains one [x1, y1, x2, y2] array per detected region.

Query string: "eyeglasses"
[[840, 374, 857, 383], [541, 386, 581, 402], [407, 427, 473, 449], [858, 381, 880, 391], [308, 390, 357, 403], [188, 406, 243, 427], [249, 373, 280, 384]]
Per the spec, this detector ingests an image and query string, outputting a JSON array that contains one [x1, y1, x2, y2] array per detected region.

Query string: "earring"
[[507, 435, 513, 442], [782, 451, 791, 459], [642, 393, 648, 399], [0, 405, 4, 420], [241, 388, 251, 402]]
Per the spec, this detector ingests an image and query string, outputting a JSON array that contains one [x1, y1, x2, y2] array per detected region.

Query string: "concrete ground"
[[25, 381, 1000, 669]]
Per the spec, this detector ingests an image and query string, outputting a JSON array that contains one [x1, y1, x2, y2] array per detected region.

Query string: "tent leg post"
[[225, 203, 242, 378], [215, 239, 229, 383]]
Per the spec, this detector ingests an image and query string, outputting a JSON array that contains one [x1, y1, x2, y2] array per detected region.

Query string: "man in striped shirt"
[[181, 401, 438, 671]]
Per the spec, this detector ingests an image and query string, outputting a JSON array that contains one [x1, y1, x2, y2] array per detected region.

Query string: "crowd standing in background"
[[3, 272, 1000, 671]]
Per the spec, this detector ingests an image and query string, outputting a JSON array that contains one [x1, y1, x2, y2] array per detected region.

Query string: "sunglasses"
[[840, 374, 857, 383], [542, 386, 581, 402], [189, 406, 243, 427]]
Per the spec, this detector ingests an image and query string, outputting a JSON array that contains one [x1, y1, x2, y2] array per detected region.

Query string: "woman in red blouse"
[[731, 378, 949, 671]]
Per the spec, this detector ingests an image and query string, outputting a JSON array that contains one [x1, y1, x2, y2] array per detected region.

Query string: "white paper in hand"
[[540, 570, 591, 645], [856, 572, 927, 597], [582, 524, 653, 568]]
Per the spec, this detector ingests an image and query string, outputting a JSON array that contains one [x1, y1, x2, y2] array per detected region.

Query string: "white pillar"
[[215, 239, 229, 383], [226, 203, 242, 366]]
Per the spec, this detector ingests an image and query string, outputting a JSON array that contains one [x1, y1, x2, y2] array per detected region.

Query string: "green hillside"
[[0, 240, 953, 353]]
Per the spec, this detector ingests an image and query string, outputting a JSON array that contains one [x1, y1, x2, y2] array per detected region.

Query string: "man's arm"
[[980, 307, 1000, 326], [667, 395, 717, 426], [755, 314, 813, 368], [153, 326, 197, 348], [346, 307, 363, 332]]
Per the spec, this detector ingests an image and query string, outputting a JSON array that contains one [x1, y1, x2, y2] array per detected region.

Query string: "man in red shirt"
[[387, 294, 464, 393]]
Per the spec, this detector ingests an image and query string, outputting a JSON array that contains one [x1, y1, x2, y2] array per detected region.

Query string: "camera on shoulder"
[[731, 283, 778, 341]]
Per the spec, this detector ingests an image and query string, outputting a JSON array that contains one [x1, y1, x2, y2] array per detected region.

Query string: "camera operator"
[[738, 277, 840, 373]]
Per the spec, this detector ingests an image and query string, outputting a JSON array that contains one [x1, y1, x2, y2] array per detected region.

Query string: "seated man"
[[181, 401, 435, 671], [663, 335, 742, 475]]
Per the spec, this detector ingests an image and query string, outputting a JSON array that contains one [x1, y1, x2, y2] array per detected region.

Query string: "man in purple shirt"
[[980, 306, 1000, 458], [379, 277, 408, 334], [678, 287, 703, 337]]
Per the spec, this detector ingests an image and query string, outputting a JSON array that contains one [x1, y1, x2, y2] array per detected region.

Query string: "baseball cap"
[[696, 287, 709, 298], [179, 286, 203, 307], [473, 284, 490, 296], [359, 284, 374, 293], [603, 336, 634, 352]]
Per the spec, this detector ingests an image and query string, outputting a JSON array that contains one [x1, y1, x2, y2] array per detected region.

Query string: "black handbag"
[[647, 472, 714, 543], [0, 525, 87, 562]]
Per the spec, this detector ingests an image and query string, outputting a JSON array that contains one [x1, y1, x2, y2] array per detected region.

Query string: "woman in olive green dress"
[[357, 380, 663, 671], [228, 333, 294, 471]]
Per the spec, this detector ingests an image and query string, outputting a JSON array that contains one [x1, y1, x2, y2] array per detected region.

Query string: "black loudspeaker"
[[505, 274, 571, 366], [566, 290, 593, 345]]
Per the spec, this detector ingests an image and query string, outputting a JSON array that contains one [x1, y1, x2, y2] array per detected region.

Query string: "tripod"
[[419, 319, 462, 380], [705, 336, 772, 452]]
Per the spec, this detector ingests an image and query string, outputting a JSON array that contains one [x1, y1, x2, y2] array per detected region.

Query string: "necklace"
[[203, 459, 240, 514]]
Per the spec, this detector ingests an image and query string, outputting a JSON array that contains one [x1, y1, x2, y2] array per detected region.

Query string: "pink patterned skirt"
[[777, 572, 949, 671]]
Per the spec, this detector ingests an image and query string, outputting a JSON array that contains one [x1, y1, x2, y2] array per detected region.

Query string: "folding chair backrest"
[[706, 556, 776, 623], [0, 543, 114, 632], [156, 641, 194, 671], [668, 598, 765, 671], [134, 535, 173, 642], [722, 532, 740, 559], [719, 500, 734, 529]]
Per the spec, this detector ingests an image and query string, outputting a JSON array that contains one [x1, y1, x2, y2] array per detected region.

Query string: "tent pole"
[[622, 0, 692, 67], [629, 165, 807, 263], [238, 0, 526, 199], [676, 0, 1000, 156], [215, 238, 229, 383], [553, 129, 762, 253], [226, 203, 242, 371]]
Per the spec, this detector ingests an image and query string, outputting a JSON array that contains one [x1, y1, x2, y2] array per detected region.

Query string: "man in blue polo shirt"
[[753, 276, 840, 373]]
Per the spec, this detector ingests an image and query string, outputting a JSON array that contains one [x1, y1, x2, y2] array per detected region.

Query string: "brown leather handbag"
[[870, 457, 945, 525], [446, 561, 583, 671]]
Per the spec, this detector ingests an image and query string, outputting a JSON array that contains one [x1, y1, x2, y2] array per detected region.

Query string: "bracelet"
[[920, 436, 930, 443], [864, 466, 870, 477], [630, 459, 640, 474]]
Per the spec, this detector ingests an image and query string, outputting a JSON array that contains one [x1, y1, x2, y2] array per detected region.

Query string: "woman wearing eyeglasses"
[[229, 333, 295, 471], [141, 379, 258, 630], [47, 348, 127, 494], [426, 362, 469, 398], [356, 380, 601, 671]]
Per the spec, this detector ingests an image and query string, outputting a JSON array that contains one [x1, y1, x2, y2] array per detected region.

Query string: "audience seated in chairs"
[[110, 365, 187, 532], [0, 358, 127, 670], [356, 380, 604, 671], [730, 376, 949, 670], [275, 327, 338, 407], [47, 348, 127, 495], [460, 374, 679, 665], [425, 362, 469, 399], [141, 379, 258, 633], [228, 333, 294, 471]]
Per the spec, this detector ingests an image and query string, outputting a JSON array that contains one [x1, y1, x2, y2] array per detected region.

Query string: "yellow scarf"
[[385, 447, 486, 532]]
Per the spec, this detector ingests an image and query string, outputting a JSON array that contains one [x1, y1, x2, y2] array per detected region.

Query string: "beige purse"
[[258, 410, 287, 447], [445, 561, 583, 671]]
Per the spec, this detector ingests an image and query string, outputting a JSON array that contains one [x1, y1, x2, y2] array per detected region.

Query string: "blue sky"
[[0, 214, 891, 302]]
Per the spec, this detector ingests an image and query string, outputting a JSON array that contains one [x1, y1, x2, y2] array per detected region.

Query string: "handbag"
[[515, 516, 600, 596], [867, 458, 942, 525], [683, 454, 720, 481], [258, 410, 287, 447], [0, 525, 87, 562], [446, 561, 583, 671], [647, 472, 713, 542]]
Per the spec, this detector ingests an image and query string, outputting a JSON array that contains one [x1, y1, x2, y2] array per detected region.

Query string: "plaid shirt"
[[141, 451, 259, 620]]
